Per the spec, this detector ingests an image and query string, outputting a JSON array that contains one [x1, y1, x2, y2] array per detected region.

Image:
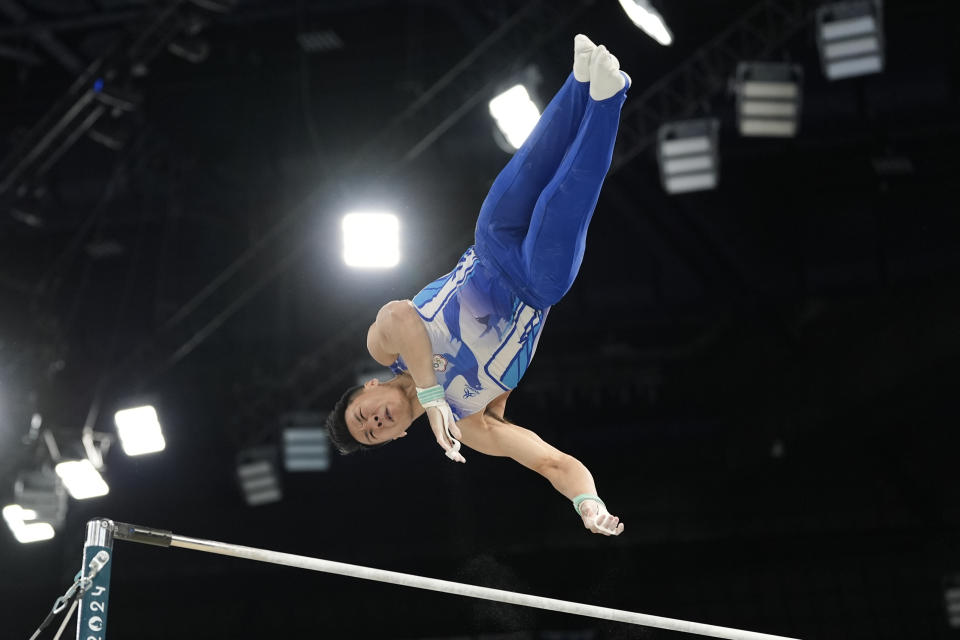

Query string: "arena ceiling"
[[2, 1, 958, 638]]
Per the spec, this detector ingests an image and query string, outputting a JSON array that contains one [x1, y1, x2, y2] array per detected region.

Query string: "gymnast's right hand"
[[425, 404, 465, 463], [579, 500, 624, 536]]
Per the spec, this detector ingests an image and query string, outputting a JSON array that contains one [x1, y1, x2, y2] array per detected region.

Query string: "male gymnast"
[[326, 35, 629, 536]]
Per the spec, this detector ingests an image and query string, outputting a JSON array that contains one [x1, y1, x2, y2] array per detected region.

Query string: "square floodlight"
[[15, 469, 67, 530], [297, 29, 344, 53], [237, 447, 282, 506], [735, 62, 803, 138], [3, 504, 55, 543], [657, 118, 720, 194], [342, 212, 400, 268], [489, 84, 541, 150], [55, 460, 109, 500], [114, 405, 166, 456], [816, 0, 884, 80], [280, 411, 330, 472], [946, 575, 960, 629], [283, 428, 330, 472]]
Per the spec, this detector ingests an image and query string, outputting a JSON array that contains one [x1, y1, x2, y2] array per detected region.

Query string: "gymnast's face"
[[345, 378, 413, 446]]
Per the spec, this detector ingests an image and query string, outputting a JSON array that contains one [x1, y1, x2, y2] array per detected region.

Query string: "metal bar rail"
[[74, 518, 800, 640]]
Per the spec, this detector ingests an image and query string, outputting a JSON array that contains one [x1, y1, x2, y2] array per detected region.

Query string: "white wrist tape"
[[416, 385, 462, 461], [416, 384, 445, 407]]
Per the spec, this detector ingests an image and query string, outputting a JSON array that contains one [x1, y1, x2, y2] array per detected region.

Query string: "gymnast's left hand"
[[579, 500, 624, 536]]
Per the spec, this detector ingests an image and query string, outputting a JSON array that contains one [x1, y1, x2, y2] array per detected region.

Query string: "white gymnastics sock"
[[573, 33, 597, 82], [589, 45, 629, 101]]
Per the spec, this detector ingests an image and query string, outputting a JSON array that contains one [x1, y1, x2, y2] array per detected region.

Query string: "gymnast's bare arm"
[[456, 408, 624, 536], [368, 299, 464, 457], [367, 300, 437, 386], [370, 301, 621, 533]]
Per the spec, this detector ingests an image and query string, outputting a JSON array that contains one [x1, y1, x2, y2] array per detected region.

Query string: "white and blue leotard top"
[[390, 247, 549, 420]]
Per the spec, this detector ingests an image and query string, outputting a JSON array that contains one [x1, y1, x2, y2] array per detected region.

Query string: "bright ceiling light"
[[114, 405, 166, 456], [55, 460, 110, 500], [342, 212, 400, 268], [488, 84, 541, 150], [618, 0, 673, 46], [3, 504, 56, 543]]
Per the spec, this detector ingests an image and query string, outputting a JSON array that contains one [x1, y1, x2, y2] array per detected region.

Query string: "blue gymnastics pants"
[[474, 72, 627, 309]]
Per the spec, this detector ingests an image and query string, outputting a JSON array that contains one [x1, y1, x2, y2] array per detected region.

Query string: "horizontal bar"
[[114, 521, 172, 547], [102, 529, 803, 640]]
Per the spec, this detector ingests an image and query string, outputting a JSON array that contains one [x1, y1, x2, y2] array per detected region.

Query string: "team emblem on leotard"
[[432, 354, 449, 372]]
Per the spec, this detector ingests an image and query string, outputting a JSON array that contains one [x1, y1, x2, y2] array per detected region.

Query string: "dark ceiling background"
[[1, 0, 958, 639]]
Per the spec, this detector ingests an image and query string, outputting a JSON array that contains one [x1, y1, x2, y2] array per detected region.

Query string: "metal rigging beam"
[[99, 0, 593, 406], [0, 2, 194, 199], [80, 0, 812, 449], [0, 8, 143, 39], [0, 0, 84, 73], [611, 0, 811, 172], [223, 0, 818, 448]]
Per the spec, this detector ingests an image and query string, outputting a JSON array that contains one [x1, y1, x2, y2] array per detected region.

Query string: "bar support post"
[[75, 518, 115, 640]]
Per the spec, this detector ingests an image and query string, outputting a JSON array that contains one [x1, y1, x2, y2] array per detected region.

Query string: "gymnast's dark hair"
[[326, 382, 387, 454]]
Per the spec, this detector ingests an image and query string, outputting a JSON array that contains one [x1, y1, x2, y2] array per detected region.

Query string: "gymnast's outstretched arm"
[[456, 410, 624, 536], [372, 307, 622, 535]]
